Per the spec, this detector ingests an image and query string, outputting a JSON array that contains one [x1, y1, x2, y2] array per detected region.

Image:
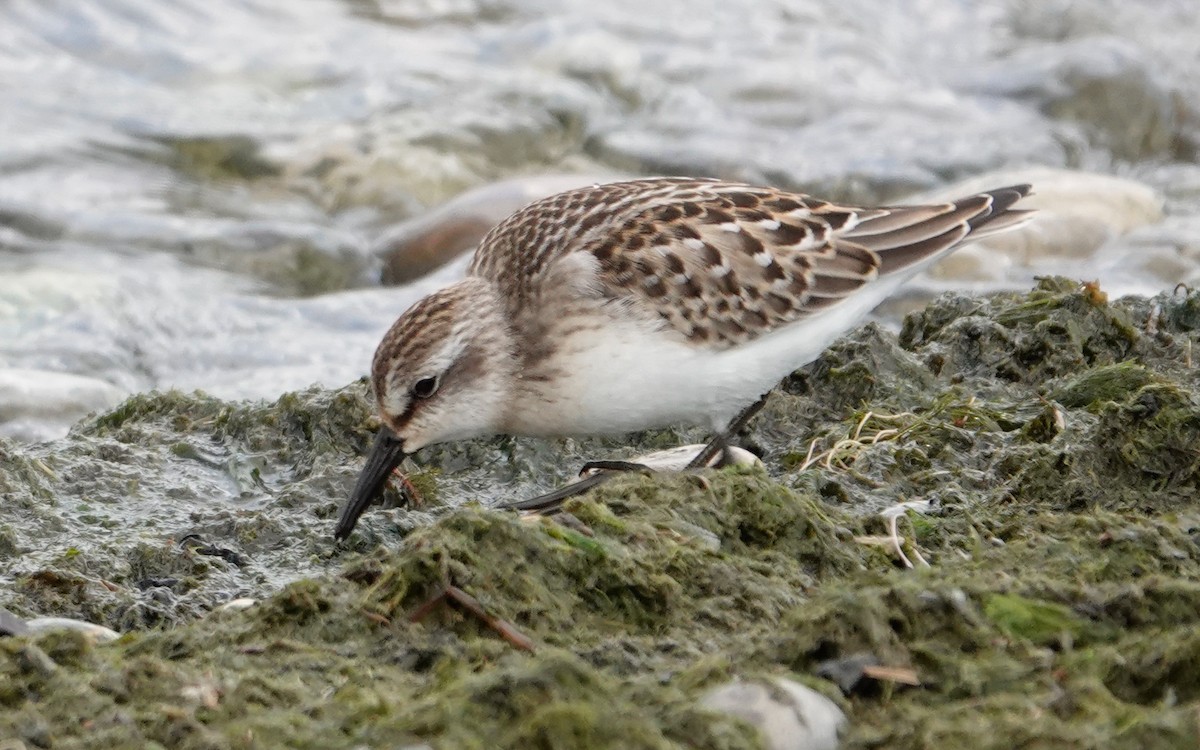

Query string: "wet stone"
[[701, 678, 846, 750], [0, 608, 28, 638]]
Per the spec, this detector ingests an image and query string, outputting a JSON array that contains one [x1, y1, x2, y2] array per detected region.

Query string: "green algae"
[[983, 593, 1089, 645], [156, 135, 282, 181], [3, 278, 1200, 748], [1049, 361, 1160, 409]]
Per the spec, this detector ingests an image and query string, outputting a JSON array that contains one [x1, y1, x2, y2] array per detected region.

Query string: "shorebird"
[[334, 177, 1032, 539]]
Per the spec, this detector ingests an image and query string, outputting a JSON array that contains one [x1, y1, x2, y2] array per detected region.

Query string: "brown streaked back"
[[468, 178, 1033, 349]]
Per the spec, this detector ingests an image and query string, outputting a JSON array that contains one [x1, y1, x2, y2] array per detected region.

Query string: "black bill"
[[334, 427, 408, 540]]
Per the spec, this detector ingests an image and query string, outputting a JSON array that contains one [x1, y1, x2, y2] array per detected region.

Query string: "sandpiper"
[[335, 177, 1032, 539]]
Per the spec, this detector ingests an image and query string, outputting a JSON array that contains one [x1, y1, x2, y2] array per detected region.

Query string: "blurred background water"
[[2, 0, 1198, 442]]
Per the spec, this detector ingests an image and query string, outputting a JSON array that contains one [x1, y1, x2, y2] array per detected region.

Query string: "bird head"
[[334, 278, 514, 539]]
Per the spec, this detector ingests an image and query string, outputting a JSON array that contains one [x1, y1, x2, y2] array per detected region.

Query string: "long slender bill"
[[334, 427, 408, 540]]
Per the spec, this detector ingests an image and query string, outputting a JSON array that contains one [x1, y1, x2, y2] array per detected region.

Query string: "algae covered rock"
[[2, 279, 1200, 749]]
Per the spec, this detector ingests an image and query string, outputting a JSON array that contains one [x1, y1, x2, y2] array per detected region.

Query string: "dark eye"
[[412, 376, 439, 399]]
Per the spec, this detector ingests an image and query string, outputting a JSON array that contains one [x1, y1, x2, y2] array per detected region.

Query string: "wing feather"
[[469, 178, 1033, 349]]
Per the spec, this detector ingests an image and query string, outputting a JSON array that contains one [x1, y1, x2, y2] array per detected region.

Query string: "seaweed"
[[2, 280, 1199, 748]]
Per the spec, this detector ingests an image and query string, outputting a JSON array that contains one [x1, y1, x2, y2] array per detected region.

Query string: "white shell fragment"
[[23, 617, 121, 643], [701, 677, 846, 750], [217, 598, 259, 612]]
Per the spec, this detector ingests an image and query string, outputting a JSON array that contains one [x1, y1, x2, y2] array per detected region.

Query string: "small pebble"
[[816, 653, 880, 695], [218, 598, 259, 612], [701, 677, 846, 750], [0, 607, 29, 637]]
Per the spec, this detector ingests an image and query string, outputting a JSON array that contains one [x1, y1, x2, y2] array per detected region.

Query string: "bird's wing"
[[470, 178, 1032, 349]]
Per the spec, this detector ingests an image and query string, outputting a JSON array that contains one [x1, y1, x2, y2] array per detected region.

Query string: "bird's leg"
[[577, 459, 657, 475], [577, 391, 772, 478], [687, 432, 730, 470], [506, 470, 620, 514], [685, 392, 771, 470], [508, 458, 656, 516], [507, 462, 654, 515], [508, 393, 772, 516]]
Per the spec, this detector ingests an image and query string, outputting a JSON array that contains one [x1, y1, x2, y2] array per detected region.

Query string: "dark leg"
[[578, 460, 656, 475], [684, 392, 771, 470], [505, 470, 620, 514], [509, 392, 772, 516], [506, 461, 655, 514]]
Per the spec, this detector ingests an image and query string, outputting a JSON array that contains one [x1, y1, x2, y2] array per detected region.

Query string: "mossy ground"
[[3, 279, 1200, 748]]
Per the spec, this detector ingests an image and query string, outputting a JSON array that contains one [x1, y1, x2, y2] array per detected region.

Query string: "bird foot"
[[507, 439, 763, 516], [577, 459, 656, 477]]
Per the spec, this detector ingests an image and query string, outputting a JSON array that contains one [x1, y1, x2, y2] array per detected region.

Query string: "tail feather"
[[965, 185, 1036, 241], [847, 184, 1033, 276], [845, 196, 985, 252]]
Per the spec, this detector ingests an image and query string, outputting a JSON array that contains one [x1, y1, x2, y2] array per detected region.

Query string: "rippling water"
[[2, 0, 1199, 440]]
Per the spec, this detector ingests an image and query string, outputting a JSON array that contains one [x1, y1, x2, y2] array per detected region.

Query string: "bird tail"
[[841, 184, 1034, 276]]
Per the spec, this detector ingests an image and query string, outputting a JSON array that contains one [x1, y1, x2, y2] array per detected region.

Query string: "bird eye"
[[412, 376, 439, 399]]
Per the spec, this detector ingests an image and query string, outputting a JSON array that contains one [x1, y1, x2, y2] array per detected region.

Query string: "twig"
[[861, 664, 921, 686], [444, 586, 536, 652], [409, 584, 536, 652]]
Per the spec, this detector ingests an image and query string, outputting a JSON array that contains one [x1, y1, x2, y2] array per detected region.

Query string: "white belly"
[[507, 271, 914, 438], [509, 302, 875, 435], [524, 325, 773, 435]]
